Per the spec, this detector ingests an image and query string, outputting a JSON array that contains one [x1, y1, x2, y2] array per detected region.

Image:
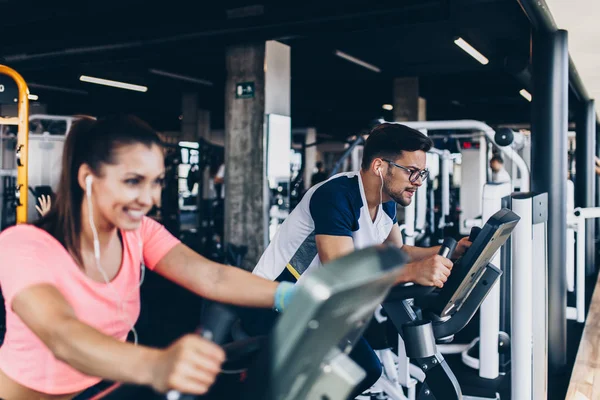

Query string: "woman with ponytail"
[[0, 115, 295, 399]]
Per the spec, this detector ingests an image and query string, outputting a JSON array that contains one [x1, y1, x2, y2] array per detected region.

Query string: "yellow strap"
[[286, 263, 301, 280]]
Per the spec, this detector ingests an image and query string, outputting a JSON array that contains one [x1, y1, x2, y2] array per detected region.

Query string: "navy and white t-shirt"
[[253, 171, 397, 282]]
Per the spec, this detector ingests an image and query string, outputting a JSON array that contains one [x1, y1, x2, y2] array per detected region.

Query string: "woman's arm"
[[153, 243, 279, 308], [12, 284, 224, 394]]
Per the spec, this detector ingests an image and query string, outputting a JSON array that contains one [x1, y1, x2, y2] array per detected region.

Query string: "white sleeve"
[[216, 164, 225, 179]]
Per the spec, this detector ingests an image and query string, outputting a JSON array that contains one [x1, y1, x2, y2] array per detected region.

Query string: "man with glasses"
[[248, 123, 471, 398]]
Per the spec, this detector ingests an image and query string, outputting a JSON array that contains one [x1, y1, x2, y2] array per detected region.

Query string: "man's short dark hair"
[[491, 155, 504, 164], [316, 161, 323, 169], [361, 123, 433, 170]]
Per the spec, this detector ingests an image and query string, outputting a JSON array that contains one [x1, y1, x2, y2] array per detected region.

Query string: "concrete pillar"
[[393, 77, 426, 122], [194, 109, 212, 200], [181, 92, 198, 142], [224, 41, 290, 270], [197, 109, 211, 142], [393, 77, 426, 229]]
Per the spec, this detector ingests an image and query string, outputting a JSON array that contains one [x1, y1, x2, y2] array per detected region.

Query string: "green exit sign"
[[235, 82, 255, 99]]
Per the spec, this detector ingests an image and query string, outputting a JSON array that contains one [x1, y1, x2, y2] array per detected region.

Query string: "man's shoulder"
[[314, 172, 360, 194], [310, 173, 362, 208]]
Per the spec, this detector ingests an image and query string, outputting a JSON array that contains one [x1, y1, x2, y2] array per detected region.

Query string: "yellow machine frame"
[[0, 65, 29, 224]]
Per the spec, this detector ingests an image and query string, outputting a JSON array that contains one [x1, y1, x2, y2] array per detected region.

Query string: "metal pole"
[[439, 152, 450, 230], [597, 122, 600, 238], [511, 194, 534, 399], [0, 65, 29, 224], [479, 182, 512, 379], [575, 100, 596, 275], [575, 216, 586, 322], [532, 193, 549, 400], [566, 180, 575, 293], [531, 30, 569, 372], [328, 136, 364, 177]]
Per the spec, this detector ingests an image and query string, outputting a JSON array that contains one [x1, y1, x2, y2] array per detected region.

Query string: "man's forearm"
[[394, 262, 416, 284], [402, 244, 440, 261]]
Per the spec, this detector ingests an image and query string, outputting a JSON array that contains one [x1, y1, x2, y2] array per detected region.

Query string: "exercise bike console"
[[381, 208, 520, 400]]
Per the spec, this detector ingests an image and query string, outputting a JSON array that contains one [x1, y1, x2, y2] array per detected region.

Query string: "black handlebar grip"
[[438, 237, 457, 259], [468, 227, 482, 243], [167, 393, 197, 400], [197, 302, 238, 345], [166, 303, 238, 400]]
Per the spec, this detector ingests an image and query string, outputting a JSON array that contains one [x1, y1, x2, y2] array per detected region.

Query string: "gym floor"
[[547, 274, 598, 400]]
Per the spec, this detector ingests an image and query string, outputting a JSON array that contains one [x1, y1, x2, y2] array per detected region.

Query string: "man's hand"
[[452, 237, 472, 260], [405, 255, 453, 288]]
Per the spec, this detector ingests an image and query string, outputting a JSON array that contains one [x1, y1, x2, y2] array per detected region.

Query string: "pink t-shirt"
[[0, 216, 180, 394]]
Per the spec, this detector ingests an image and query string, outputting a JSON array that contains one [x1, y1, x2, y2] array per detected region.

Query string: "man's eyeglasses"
[[382, 159, 430, 183]]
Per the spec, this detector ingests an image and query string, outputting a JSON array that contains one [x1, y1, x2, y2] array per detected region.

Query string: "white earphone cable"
[[86, 178, 141, 345], [379, 169, 384, 208]]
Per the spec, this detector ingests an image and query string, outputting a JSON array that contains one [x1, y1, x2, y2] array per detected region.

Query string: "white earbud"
[[377, 168, 384, 208]]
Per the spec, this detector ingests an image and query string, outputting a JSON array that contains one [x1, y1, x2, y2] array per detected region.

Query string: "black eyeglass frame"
[[381, 159, 430, 183]]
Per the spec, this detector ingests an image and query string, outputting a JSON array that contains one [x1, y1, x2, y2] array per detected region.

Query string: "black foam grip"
[[167, 304, 238, 400], [438, 237, 457, 259], [175, 395, 198, 400], [468, 227, 482, 243], [198, 303, 238, 345]]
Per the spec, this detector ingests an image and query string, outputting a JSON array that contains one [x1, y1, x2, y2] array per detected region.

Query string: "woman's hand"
[[36, 194, 51, 216], [150, 334, 226, 394]]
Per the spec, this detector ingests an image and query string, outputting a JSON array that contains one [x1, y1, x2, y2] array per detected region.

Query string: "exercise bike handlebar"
[[165, 303, 237, 400], [385, 237, 457, 301], [90, 303, 238, 400]]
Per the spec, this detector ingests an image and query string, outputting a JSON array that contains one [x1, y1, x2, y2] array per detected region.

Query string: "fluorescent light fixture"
[[79, 75, 148, 92], [28, 94, 39, 101], [149, 69, 214, 87], [454, 38, 489, 65], [382, 104, 393, 111], [519, 89, 532, 102], [334, 50, 381, 73], [179, 141, 200, 149]]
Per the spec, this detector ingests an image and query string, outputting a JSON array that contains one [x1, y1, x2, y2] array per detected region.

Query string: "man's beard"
[[386, 188, 413, 207], [382, 174, 415, 206]]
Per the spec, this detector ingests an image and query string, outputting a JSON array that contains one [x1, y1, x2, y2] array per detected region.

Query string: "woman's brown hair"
[[35, 115, 162, 266]]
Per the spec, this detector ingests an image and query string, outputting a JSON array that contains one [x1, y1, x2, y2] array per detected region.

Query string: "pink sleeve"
[[0, 227, 57, 307], [140, 217, 181, 270]]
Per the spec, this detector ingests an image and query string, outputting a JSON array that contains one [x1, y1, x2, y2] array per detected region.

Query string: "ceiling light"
[[454, 38, 489, 65], [519, 89, 532, 102], [334, 50, 381, 73], [179, 141, 200, 149], [382, 104, 393, 111], [79, 75, 148, 92], [28, 94, 38, 101], [149, 69, 213, 87]]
